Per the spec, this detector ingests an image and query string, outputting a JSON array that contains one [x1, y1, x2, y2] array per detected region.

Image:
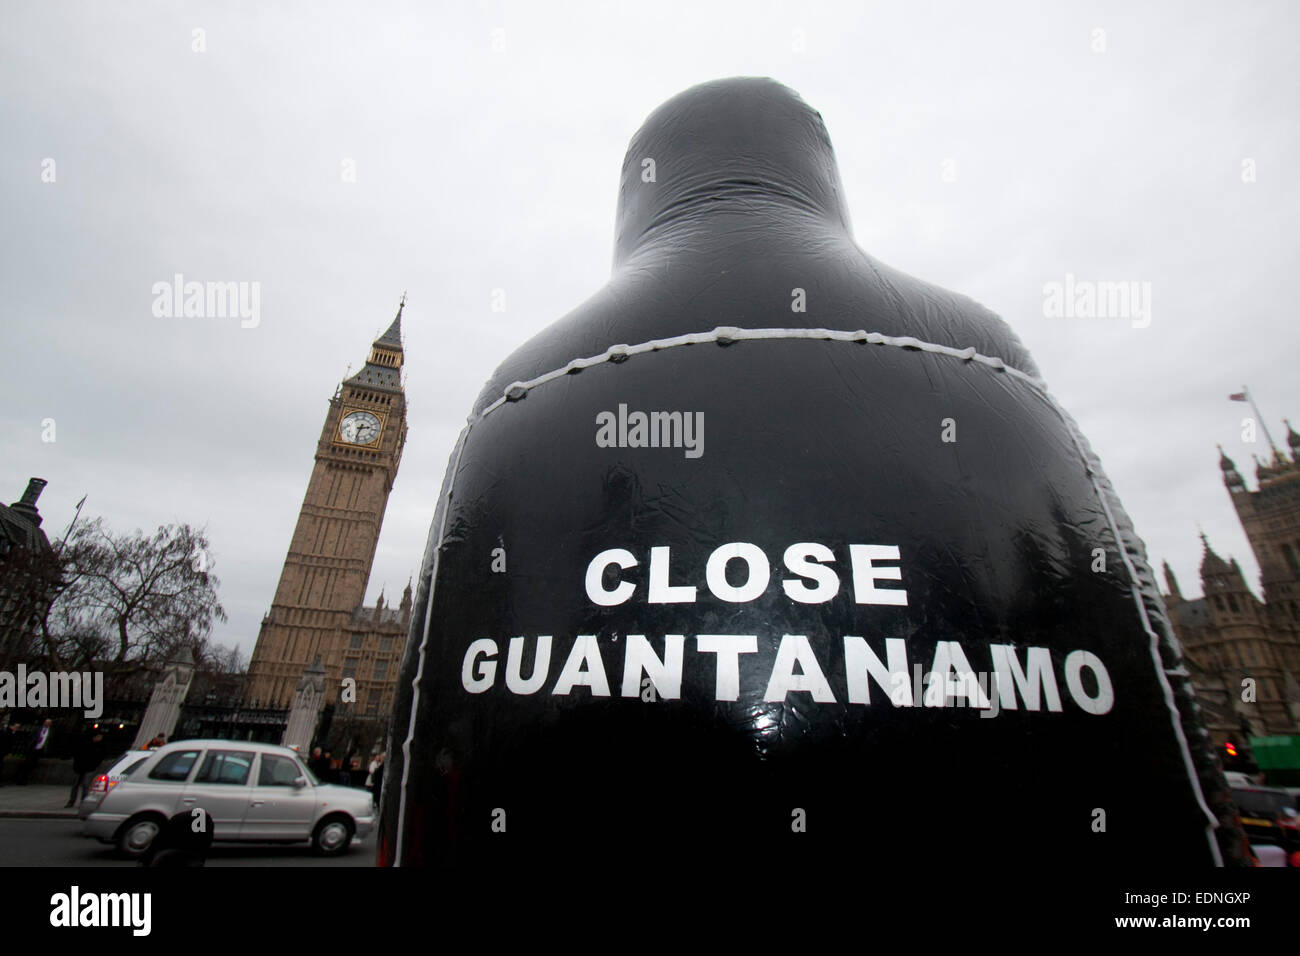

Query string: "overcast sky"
[[2, 0, 1296, 660]]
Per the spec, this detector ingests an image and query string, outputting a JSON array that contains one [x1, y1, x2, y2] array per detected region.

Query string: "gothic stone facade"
[[243, 302, 412, 719], [0, 478, 61, 668], [342, 590, 411, 719], [1163, 423, 1300, 747]]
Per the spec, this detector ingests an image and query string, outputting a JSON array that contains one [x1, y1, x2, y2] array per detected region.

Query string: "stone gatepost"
[[282, 655, 327, 753], [131, 648, 197, 749]]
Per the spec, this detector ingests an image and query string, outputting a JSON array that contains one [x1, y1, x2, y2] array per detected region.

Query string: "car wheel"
[[312, 816, 354, 856], [116, 815, 164, 858]]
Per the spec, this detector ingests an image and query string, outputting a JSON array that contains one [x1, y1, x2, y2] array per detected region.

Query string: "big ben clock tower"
[[244, 297, 410, 708]]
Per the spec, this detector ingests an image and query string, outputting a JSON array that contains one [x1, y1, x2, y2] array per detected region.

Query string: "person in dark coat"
[[368, 752, 385, 807], [140, 809, 214, 867], [15, 718, 53, 785], [0, 722, 18, 786], [308, 747, 329, 781], [66, 730, 104, 807]]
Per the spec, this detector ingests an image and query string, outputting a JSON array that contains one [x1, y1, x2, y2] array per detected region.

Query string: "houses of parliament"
[[1162, 423, 1300, 754], [243, 298, 413, 726]]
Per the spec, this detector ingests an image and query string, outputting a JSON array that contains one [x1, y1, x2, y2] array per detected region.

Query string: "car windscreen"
[[297, 758, 320, 786]]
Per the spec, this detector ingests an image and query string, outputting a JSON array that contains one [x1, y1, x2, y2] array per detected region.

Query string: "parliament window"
[[350, 634, 363, 650]]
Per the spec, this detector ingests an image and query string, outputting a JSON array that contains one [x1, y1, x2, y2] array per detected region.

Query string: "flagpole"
[[16, 495, 88, 671], [55, 495, 87, 559], [1244, 386, 1282, 460]]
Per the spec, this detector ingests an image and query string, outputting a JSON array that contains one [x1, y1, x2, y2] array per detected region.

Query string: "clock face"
[[340, 410, 382, 445]]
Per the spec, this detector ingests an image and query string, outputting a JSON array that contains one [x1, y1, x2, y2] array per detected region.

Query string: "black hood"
[[613, 77, 852, 267], [472, 76, 1041, 412]]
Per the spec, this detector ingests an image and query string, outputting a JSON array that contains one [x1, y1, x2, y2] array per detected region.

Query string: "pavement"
[[0, 784, 80, 819]]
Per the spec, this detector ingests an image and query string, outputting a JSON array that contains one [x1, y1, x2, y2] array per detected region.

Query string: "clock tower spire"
[[244, 297, 410, 709]]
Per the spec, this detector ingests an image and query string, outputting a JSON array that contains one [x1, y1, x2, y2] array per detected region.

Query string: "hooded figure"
[[381, 78, 1240, 867]]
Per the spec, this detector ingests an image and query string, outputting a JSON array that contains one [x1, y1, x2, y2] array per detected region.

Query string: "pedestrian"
[[66, 729, 105, 808], [308, 746, 329, 781], [15, 718, 54, 785], [368, 752, 385, 806], [339, 745, 356, 787], [0, 722, 18, 786], [140, 809, 214, 867]]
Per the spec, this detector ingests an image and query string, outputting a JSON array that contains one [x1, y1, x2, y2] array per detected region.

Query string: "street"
[[0, 818, 374, 867]]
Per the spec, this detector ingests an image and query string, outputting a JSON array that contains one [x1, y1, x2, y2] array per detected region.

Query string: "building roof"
[[342, 297, 405, 393], [1199, 533, 1233, 578], [0, 479, 52, 556], [374, 299, 404, 349], [344, 364, 401, 390], [1218, 445, 1238, 473], [0, 505, 47, 554], [348, 605, 407, 628]]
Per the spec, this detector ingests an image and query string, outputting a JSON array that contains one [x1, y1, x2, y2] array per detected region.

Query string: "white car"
[[82, 739, 375, 857], [77, 750, 153, 819]]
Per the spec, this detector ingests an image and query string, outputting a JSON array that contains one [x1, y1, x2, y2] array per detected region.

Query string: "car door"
[[130, 747, 203, 818], [242, 752, 318, 840], [182, 749, 255, 840]]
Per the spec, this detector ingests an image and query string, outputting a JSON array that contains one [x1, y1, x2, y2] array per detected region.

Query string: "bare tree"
[[200, 640, 247, 675], [41, 517, 226, 675]]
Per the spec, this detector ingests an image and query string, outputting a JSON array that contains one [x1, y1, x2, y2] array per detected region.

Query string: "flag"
[[75, 495, 87, 509], [1228, 392, 1247, 402]]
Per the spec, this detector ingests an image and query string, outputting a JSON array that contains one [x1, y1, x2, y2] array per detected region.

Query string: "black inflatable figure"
[[380, 78, 1243, 868]]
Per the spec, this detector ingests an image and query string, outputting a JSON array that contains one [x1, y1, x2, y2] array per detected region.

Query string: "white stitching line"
[[393, 424, 472, 866], [1047, 398, 1225, 866], [480, 326, 1046, 418]]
